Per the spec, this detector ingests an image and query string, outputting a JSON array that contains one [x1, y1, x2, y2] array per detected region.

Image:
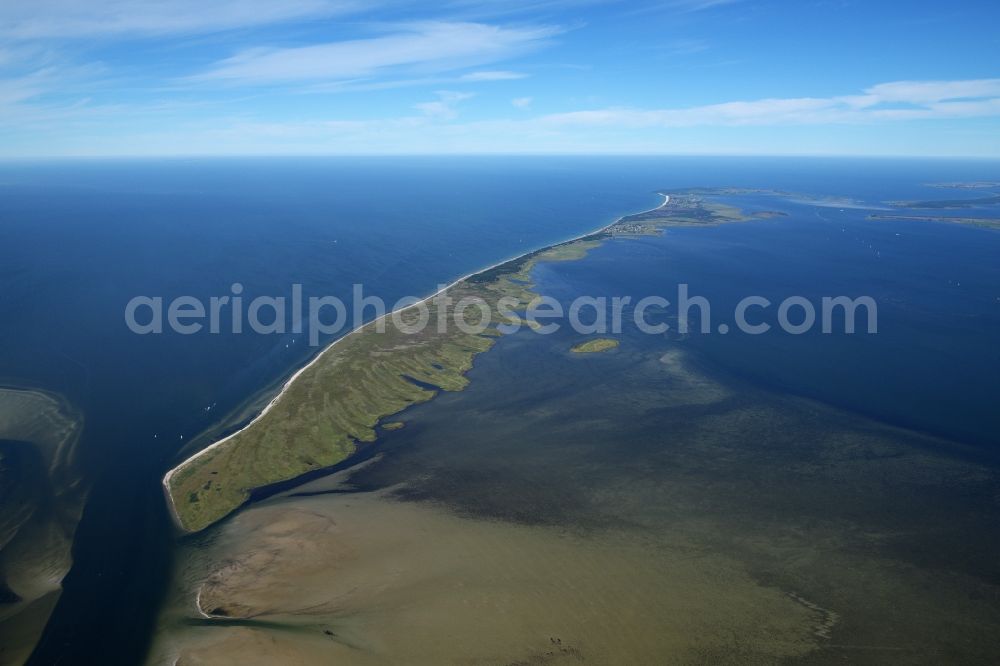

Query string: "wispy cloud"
[[537, 79, 1000, 127], [0, 73, 47, 106], [415, 90, 475, 119], [301, 69, 529, 94], [0, 58, 107, 112], [660, 38, 710, 55], [0, 0, 996, 160], [0, 0, 361, 39], [625, 0, 742, 16], [460, 70, 528, 81], [191, 22, 559, 85], [664, 0, 742, 12], [848, 79, 1000, 106]]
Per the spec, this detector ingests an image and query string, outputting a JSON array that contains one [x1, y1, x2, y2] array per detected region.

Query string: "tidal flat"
[[150, 192, 1000, 663], [153, 188, 1000, 664], [149, 332, 1000, 664], [0, 388, 84, 666]]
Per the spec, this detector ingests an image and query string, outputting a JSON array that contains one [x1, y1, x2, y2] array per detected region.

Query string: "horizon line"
[[2, 152, 999, 162]]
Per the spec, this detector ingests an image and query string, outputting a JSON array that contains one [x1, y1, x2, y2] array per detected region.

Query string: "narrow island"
[[927, 181, 1000, 190], [570, 338, 619, 354], [163, 192, 763, 532], [887, 194, 1000, 209], [869, 213, 1000, 230]]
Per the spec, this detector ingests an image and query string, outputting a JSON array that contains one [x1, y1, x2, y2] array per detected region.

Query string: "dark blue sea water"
[[537, 191, 1000, 449], [1, 156, 998, 663]]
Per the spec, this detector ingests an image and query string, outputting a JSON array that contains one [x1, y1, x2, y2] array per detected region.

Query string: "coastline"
[[161, 192, 671, 530], [147, 182, 1000, 666]]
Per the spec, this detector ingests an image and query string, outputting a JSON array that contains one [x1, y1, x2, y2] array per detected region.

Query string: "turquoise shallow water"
[[0, 156, 998, 662]]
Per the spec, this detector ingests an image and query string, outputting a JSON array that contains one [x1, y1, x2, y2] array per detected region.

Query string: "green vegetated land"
[[165, 193, 752, 532], [570, 338, 620, 354]]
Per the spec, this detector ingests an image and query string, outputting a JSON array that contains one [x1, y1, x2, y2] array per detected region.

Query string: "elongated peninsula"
[[163, 192, 756, 532]]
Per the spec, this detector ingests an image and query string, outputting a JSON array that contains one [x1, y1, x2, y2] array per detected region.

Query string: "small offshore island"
[[163, 191, 765, 532], [571, 338, 619, 354]]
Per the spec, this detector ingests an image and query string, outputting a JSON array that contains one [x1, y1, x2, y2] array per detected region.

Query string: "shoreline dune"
[[161, 192, 671, 530]]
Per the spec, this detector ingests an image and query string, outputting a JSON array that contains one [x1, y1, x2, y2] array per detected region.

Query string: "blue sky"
[[1, 0, 999, 157]]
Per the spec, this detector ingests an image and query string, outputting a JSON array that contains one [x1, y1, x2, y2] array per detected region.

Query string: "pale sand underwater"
[[152, 489, 819, 666], [148, 341, 1000, 665], [0, 388, 84, 666]]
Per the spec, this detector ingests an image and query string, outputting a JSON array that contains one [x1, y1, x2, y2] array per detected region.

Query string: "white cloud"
[[460, 70, 527, 81], [512, 96, 533, 108], [537, 78, 1000, 128], [658, 0, 741, 12], [300, 70, 528, 94], [0, 0, 361, 39], [0, 60, 106, 111], [5, 76, 1000, 158], [415, 90, 475, 119], [844, 79, 1000, 107], [0, 75, 45, 106], [192, 22, 559, 85]]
